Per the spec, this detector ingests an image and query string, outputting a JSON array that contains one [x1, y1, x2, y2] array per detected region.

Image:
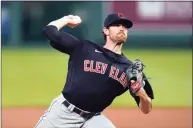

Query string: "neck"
[[103, 40, 123, 55]]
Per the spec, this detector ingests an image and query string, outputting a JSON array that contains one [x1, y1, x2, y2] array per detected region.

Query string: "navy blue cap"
[[104, 13, 133, 28]]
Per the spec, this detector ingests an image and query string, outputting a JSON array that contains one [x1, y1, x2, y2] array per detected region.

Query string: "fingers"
[[74, 16, 82, 23], [65, 14, 82, 28], [68, 15, 74, 19], [130, 80, 135, 83], [67, 15, 81, 21], [68, 15, 82, 25], [68, 23, 78, 28]]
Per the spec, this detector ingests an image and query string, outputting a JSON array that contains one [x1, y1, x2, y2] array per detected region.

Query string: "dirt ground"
[[2, 107, 192, 128]]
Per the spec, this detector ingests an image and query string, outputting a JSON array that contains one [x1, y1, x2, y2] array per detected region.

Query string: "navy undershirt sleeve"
[[43, 25, 83, 55]]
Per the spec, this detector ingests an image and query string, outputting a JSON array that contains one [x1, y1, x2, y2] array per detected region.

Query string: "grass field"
[[2, 48, 192, 108]]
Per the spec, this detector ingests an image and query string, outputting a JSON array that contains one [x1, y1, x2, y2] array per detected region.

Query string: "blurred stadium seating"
[[1, 1, 192, 48]]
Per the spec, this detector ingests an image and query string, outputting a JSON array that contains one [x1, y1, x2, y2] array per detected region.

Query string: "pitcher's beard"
[[117, 41, 124, 45], [110, 34, 127, 45], [115, 35, 127, 45]]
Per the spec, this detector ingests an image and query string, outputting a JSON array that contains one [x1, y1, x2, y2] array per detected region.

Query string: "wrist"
[[48, 16, 70, 30], [61, 16, 70, 24], [135, 87, 146, 97]]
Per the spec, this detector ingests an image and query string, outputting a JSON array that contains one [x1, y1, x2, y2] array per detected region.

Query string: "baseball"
[[67, 15, 82, 28]]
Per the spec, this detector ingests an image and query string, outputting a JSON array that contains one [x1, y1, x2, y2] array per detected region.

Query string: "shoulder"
[[81, 40, 102, 48], [121, 54, 133, 66], [82, 40, 99, 45]]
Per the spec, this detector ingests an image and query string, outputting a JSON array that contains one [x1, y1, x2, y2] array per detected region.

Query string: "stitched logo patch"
[[117, 13, 125, 18]]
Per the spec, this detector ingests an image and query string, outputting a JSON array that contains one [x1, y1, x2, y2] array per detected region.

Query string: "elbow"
[[139, 98, 152, 114], [42, 25, 60, 42], [142, 107, 152, 114], [144, 102, 152, 114], [42, 25, 57, 35], [42, 26, 51, 37]]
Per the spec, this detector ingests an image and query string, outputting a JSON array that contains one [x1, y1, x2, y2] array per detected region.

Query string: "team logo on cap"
[[117, 13, 125, 18]]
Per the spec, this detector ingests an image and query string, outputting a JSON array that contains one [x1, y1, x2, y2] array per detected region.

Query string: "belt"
[[62, 100, 99, 119]]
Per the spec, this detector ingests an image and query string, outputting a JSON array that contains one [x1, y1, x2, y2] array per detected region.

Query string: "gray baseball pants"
[[34, 93, 116, 128]]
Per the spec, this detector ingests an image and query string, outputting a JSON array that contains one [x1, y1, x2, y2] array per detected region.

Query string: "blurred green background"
[[1, 1, 192, 108], [2, 48, 192, 108]]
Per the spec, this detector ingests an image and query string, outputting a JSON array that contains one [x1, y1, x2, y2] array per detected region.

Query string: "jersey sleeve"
[[143, 73, 154, 100], [43, 25, 83, 55]]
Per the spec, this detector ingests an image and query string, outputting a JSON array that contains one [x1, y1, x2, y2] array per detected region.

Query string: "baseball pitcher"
[[35, 13, 154, 128]]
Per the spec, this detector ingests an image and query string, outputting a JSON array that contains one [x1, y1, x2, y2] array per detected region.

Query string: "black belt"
[[62, 100, 99, 119]]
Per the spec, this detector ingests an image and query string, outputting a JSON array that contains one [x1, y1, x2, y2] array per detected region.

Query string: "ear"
[[103, 27, 109, 36]]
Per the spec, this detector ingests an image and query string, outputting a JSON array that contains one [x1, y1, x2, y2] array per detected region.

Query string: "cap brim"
[[108, 19, 133, 28]]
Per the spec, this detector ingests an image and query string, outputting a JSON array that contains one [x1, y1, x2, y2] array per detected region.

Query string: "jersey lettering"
[[84, 60, 128, 87], [101, 63, 108, 74], [95, 62, 101, 73], [90, 60, 95, 72], [109, 66, 116, 78], [84, 60, 90, 72], [84, 60, 108, 74], [109, 66, 128, 87], [119, 72, 128, 87]]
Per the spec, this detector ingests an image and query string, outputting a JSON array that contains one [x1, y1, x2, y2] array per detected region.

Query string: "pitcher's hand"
[[66, 15, 82, 28]]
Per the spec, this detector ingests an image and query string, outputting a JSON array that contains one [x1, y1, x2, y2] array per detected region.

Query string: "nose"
[[119, 25, 125, 31]]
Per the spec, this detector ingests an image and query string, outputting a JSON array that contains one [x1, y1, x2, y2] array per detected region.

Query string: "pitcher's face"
[[104, 24, 128, 44]]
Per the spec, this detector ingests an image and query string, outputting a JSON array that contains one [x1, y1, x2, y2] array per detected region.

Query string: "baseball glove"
[[126, 59, 146, 94]]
